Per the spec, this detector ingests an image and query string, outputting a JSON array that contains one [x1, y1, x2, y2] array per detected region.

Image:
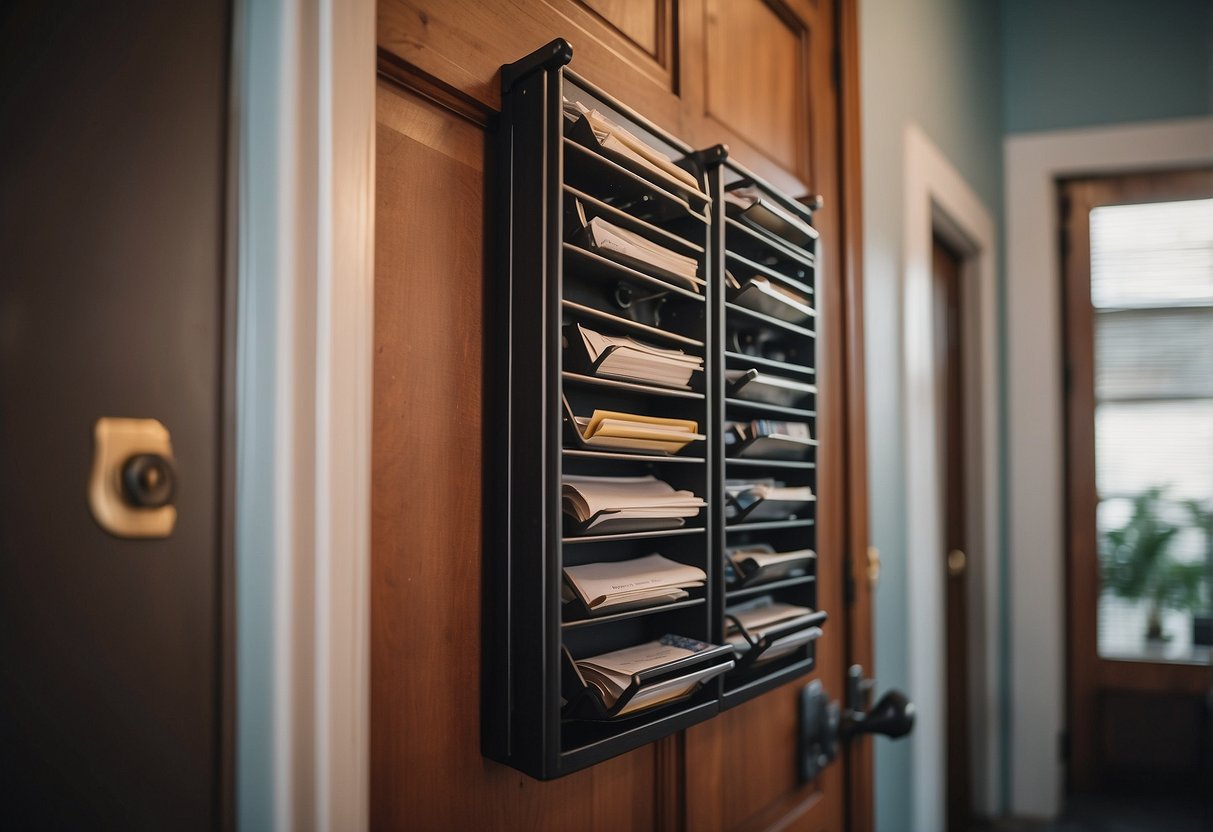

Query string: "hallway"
[[985, 794, 1207, 832]]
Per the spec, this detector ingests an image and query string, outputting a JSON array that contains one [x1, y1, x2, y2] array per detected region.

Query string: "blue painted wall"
[[1002, 0, 1213, 134], [859, 0, 1004, 829]]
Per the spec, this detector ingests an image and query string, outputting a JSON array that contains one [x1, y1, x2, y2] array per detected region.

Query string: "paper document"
[[565, 100, 702, 195], [575, 634, 729, 714], [570, 406, 704, 454], [562, 474, 705, 531], [576, 323, 704, 388], [564, 553, 706, 611]]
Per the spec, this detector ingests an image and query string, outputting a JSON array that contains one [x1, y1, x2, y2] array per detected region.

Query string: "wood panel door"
[[1061, 170, 1213, 795], [933, 237, 972, 832], [371, 1, 870, 829]]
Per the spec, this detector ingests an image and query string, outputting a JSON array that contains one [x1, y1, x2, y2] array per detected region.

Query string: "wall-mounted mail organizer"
[[484, 38, 825, 780]]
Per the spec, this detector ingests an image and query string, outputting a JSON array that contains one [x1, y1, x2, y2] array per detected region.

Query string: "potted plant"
[[1184, 498, 1213, 646], [1100, 487, 1209, 643]]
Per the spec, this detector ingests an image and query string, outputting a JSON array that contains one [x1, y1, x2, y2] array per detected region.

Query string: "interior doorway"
[[901, 125, 1001, 827], [933, 235, 973, 832]]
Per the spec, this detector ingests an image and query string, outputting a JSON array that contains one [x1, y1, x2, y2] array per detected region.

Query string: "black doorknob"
[[850, 690, 915, 739], [120, 453, 176, 508]]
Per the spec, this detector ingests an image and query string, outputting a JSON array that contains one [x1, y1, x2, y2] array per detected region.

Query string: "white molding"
[[315, 0, 374, 829], [902, 123, 1002, 830], [236, 0, 374, 829], [1004, 116, 1213, 819]]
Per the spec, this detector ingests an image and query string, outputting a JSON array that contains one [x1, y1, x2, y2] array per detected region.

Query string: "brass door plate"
[[88, 418, 177, 538]]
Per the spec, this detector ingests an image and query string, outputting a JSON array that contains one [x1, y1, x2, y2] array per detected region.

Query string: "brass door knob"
[[866, 546, 881, 587], [947, 549, 967, 577]]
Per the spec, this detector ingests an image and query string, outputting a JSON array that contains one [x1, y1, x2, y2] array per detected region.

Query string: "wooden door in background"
[[932, 236, 972, 832], [1061, 170, 1213, 796], [372, 1, 869, 829]]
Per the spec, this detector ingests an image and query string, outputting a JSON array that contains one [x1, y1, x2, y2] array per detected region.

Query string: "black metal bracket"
[[501, 38, 573, 94], [798, 680, 840, 782]]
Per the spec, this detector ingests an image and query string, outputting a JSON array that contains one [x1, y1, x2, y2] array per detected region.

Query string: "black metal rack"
[[485, 38, 823, 780]]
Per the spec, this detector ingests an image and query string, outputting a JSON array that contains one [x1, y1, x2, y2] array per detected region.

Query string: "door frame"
[[902, 123, 1002, 828], [233, 0, 375, 829], [1004, 116, 1213, 818]]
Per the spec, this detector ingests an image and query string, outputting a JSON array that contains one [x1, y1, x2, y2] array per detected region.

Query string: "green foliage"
[[1099, 488, 1209, 621]]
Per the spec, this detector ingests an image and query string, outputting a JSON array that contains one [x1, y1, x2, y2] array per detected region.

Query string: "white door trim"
[[903, 122, 1002, 829], [1004, 116, 1213, 819], [235, 0, 375, 829]]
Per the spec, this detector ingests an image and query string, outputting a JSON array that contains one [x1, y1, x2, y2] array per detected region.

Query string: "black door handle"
[[846, 689, 915, 739], [842, 664, 915, 740]]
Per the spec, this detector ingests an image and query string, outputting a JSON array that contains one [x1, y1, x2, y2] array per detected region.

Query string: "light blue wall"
[[860, 0, 1004, 829], [864, 1, 1212, 827], [1002, 0, 1213, 134]]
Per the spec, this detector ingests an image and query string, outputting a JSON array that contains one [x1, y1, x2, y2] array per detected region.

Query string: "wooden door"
[[0, 2, 232, 828], [932, 237, 972, 831], [1061, 170, 1213, 794], [371, 2, 869, 828]]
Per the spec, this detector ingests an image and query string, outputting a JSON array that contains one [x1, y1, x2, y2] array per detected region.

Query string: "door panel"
[[703, 0, 808, 178], [372, 79, 664, 831], [0, 1, 230, 828]]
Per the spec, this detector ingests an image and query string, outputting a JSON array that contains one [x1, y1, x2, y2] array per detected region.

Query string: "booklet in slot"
[[563, 510, 688, 537], [563, 324, 700, 391], [727, 368, 816, 408], [562, 585, 700, 621], [569, 201, 704, 293], [724, 180, 817, 248], [561, 395, 702, 457], [726, 489, 816, 523], [560, 643, 735, 721], [730, 433, 815, 462], [565, 113, 710, 216], [727, 547, 816, 589], [731, 277, 814, 325], [724, 609, 828, 673]]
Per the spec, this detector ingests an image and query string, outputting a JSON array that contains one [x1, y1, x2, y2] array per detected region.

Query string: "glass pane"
[[1090, 199, 1213, 664], [1090, 198, 1213, 308], [1096, 308, 1213, 400]]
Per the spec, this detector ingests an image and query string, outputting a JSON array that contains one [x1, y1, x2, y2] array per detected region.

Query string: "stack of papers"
[[564, 99, 702, 196], [574, 323, 703, 388], [576, 201, 703, 292], [562, 474, 706, 533], [570, 407, 704, 454], [563, 554, 706, 614], [725, 543, 815, 586], [575, 634, 727, 716], [732, 275, 813, 323], [725, 598, 818, 662]]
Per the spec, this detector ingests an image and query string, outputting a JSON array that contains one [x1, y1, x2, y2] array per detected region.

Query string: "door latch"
[[88, 417, 177, 538]]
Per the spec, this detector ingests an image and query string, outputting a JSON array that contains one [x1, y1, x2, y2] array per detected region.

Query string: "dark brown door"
[[932, 236, 972, 832], [0, 2, 231, 828], [1061, 170, 1213, 796]]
